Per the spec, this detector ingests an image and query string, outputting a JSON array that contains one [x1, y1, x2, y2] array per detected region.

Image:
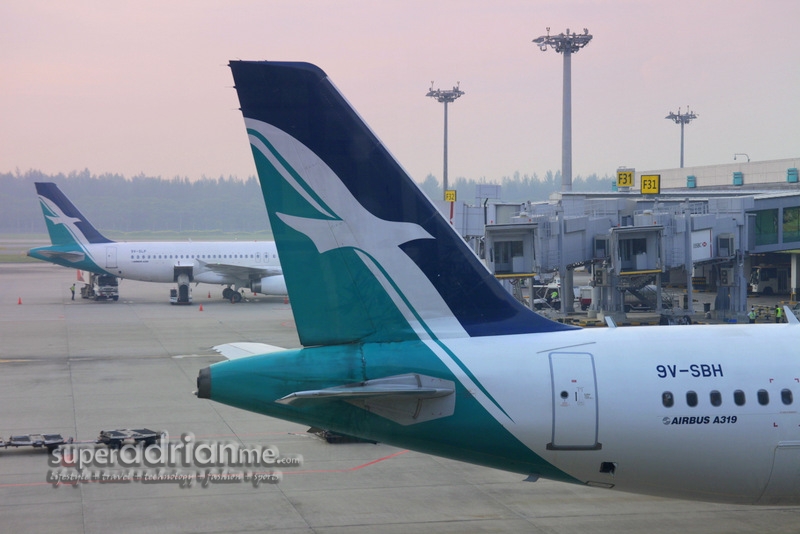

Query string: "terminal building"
[[441, 157, 800, 323]]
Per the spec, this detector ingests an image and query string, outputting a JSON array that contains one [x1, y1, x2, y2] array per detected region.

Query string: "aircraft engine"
[[251, 275, 287, 296]]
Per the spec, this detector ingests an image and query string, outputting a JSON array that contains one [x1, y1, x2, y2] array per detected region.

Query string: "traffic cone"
[[207, 291, 211, 298], [199, 304, 204, 311], [18, 297, 22, 305], [284, 296, 289, 304]]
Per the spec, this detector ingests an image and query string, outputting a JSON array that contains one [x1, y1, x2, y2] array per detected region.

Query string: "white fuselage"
[[84, 241, 281, 287], [438, 322, 800, 504]]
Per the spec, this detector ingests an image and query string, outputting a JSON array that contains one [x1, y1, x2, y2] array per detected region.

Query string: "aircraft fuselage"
[[200, 322, 800, 505], [30, 241, 281, 287]]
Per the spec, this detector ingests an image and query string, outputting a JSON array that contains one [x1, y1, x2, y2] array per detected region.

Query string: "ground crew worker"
[[776, 305, 783, 323], [70, 283, 75, 301], [748, 306, 756, 324]]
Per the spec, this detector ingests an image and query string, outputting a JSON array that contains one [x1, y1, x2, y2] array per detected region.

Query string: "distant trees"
[[0, 168, 614, 235], [418, 171, 614, 203], [0, 170, 270, 235]]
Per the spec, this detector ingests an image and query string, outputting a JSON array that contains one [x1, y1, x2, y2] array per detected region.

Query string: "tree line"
[[0, 169, 614, 235], [0, 170, 270, 235], [418, 170, 614, 202]]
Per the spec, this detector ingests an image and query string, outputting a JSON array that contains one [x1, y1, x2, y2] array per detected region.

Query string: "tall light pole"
[[533, 27, 592, 192], [426, 83, 464, 199], [665, 107, 698, 168]]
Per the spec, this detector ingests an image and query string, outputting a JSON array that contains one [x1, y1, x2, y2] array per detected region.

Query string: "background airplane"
[[28, 182, 285, 302], [197, 60, 800, 506]]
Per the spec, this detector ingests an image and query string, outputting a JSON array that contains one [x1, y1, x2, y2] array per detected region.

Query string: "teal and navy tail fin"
[[230, 61, 574, 347], [35, 182, 112, 247]]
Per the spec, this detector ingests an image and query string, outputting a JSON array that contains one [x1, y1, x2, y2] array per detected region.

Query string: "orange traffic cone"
[[199, 304, 204, 311], [18, 297, 22, 305], [207, 291, 211, 298], [283, 297, 289, 305]]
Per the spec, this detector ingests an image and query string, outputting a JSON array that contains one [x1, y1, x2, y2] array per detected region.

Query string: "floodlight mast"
[[665, 107, 698, 168], [532, 27, 593, 192], [426, 83, 464, 199]]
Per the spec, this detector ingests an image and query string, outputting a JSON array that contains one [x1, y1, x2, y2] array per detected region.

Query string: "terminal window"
[[754, 209, 778, 246], [493, 240, 523, 273], [783, 207, 800, 243]]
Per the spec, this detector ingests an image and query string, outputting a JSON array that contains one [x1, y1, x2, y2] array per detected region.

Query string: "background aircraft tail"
[[35, 182, 112, 246], [230, 61, 574, 347]]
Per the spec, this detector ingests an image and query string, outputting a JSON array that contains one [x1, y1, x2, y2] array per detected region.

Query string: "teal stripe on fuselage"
[[206, 343, 578, 484]]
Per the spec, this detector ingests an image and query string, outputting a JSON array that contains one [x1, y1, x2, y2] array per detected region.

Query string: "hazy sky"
[[2, 0, 799, 185]]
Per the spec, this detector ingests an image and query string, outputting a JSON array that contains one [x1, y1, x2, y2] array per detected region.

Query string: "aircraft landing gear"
[[222, 287, 243, 303]]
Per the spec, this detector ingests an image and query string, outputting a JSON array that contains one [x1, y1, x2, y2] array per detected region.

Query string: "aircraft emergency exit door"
[[547, 352, 601, 450]]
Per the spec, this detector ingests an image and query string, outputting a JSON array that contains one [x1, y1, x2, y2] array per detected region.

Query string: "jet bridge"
[[593, 226, 669, 315], [478, 188, 800, 322]]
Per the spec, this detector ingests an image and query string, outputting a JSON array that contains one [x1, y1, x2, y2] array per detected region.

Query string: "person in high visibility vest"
[[748, 306, 757, 324], [776, 305, 783, 323]]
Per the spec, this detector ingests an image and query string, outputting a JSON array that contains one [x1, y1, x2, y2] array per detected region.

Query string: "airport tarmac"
[[2, 262, 800, 533]]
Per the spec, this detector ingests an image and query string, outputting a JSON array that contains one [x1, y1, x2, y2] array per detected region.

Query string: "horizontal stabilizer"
[[213, 342, 287, 360], [276, 378, 453, 403], [277, 373, 456, 426], [34, 249, 86, 263]]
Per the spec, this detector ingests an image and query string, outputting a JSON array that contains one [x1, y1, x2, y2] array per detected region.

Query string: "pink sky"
[[2, 0, 799, 185]]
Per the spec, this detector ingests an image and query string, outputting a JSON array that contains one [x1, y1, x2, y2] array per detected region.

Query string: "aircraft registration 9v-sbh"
[[197, 60, 800, 505]]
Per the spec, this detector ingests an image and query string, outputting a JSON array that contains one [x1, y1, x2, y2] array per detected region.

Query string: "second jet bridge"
[[604, 226, 664, 275], [593, 226, 665, 314]]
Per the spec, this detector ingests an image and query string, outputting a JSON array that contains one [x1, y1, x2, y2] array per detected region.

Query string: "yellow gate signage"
[[444, 189, 457, 202], [616, 169, 634, 188], [641, 174, 661, 195]]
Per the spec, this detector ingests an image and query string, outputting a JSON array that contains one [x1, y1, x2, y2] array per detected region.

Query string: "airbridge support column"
[[792, 253, 800, 301], [683, 203, 694, 315], [588, 285, 600, 318], [557, 209, 574, 315], [562, 268, 574, 314]]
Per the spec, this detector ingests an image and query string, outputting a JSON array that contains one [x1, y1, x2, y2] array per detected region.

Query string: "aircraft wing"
[[213, 342, 287, 360], [196, 259, 281, 280]]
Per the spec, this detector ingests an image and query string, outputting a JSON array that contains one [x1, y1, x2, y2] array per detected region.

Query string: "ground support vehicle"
[[81, 272, 119, 301], [2, 433, 71, 453], [96, 428, 161, 448]]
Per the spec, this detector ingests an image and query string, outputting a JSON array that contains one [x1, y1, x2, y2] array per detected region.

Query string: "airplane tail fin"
[[230, 61, 574, 347], [35, 182, 112, 246]]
